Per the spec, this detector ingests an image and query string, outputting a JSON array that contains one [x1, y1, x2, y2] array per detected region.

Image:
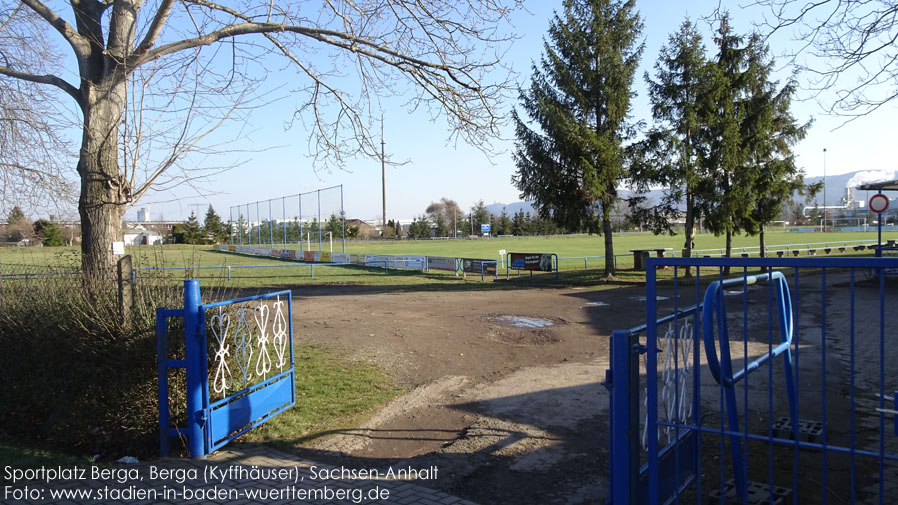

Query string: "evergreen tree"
[[7, 206, 25, 224], [513, 0, 643, 278], [325, 213, 343, 237], [306, 218, 320, 239], [470, 200, 491, 233], [737, 35, 809, 255], [511, 209, 527, 236], [6, 206, 30, 242], [407, 216, 431, 239], [182, 212, 204, 244], [640, 19, 710, 266], [384, 219, 397, 238], [435, 214, 449, 237], [496, 208, 512, 236], [33, 218, 65, 246], [203, 206, 228, 243], [698, 15, 754, 265]]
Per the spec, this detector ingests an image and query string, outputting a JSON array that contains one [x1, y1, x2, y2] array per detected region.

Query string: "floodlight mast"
[[382, 115, 387, 231]]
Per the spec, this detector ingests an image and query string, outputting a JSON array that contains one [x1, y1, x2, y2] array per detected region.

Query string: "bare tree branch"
[[0, 65, 80, 101], [749, 0, 898, 116], [19, 0, 90, 62]]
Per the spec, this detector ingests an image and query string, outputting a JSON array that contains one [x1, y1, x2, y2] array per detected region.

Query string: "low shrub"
[[0, 259, 217, 458]]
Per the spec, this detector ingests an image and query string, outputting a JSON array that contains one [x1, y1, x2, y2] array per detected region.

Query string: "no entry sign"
[[869, 194, 889, 214]]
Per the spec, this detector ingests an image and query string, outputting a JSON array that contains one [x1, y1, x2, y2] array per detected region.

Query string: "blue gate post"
[[608, 329, 639, 504], [183, 279, 207, 458]]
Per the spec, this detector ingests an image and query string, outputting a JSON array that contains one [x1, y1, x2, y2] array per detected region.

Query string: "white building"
[[136, 207, 150, 222]]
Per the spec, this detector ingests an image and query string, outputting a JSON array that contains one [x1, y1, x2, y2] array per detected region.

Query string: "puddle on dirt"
[[492, 315, 554, 328], [630, 296, 669, 302], [586, 301, 609, 306]]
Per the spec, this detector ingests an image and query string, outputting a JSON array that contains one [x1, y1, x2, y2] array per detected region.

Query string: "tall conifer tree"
[[513, 0, 643, 278], [699, 15, 754, 265], [642, 20, 709, 268], [738, 35, 809, 255]]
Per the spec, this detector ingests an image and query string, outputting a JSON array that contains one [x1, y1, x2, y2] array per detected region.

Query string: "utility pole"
[[381, 114, 387, 230], [823, 148, 827, 232], [188, 203, 205, 218]]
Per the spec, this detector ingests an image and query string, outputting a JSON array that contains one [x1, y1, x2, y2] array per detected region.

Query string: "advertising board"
[[461, 258, 497, 275], [509, 252, 554, 272]]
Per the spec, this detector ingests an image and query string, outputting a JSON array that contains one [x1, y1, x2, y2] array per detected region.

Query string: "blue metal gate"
[[157, 280, 295, 458], [607, 256, 898, 504]]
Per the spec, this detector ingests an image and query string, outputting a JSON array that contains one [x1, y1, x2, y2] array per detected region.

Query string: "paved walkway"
[[3, 445, 476, 505]]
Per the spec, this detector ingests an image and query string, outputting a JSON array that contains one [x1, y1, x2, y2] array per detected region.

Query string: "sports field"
[[1, 230, 893, 288]]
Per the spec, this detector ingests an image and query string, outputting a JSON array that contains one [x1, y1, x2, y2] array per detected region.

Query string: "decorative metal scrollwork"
[[643, 321, 694, 450], [210, 308, 232, 396], [254, 303, 272, 378], [233, 306, 254, 391], [210, 297, 290, 399], [271, 296, 288, 370]]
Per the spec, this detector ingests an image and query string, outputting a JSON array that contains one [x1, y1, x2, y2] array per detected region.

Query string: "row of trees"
[[513, 0, 814, 278], [1, 0, 891, 284], [5, 206, 70, 246], [171, 206, 229, 245]]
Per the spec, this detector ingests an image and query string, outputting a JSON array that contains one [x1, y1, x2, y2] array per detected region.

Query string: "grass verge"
[[224, 343, 400, 449], [0, 442, 97, 472]]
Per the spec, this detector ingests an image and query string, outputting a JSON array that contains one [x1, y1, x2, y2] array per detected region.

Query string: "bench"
[[630, 248, 672, 271]]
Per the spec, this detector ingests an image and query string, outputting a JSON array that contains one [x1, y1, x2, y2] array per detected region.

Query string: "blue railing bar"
[[647, 256, 898, 268], [200, 289, 291, 309], [651, 421, 898, 462], [727, 341, 792, 386], [157, 308, 183, 318], [624, 303, 701, 335]]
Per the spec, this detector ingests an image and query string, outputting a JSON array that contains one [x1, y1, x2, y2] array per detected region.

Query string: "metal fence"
[[230, 185, 344, 252], [607, 256, 898, 504]]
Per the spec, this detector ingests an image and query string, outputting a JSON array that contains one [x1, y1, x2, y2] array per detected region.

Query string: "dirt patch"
[[253, 274, 892, 504], [274, 283, 648, 504]]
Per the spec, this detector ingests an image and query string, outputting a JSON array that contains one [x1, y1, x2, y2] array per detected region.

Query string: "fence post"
[[183, 279, 206, 458], [609, 329, 639, 504], [117, 255, 133, 325]]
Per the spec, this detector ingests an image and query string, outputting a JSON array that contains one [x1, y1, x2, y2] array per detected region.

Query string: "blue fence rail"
[[607, 256, 898, 504]]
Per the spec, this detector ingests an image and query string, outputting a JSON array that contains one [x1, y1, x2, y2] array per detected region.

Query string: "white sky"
[[110, 0, 897, 222]]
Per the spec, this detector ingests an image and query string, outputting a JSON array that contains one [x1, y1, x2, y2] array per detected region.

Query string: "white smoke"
[[846, 169, 898, 188]]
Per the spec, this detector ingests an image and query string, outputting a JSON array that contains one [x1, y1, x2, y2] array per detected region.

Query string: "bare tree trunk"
[[78, 75, 129, 286], [602, 198, 615, 279]]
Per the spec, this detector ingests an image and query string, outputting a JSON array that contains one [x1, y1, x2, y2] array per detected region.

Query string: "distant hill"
[[484, 170, 896, 216], [485, 201, 536, 216]]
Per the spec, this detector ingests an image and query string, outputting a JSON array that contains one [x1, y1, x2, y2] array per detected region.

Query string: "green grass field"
[[1, 230, 893, 289]]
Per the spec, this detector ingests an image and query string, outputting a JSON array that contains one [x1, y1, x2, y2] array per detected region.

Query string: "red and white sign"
[[869, 194, 890, 214]]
